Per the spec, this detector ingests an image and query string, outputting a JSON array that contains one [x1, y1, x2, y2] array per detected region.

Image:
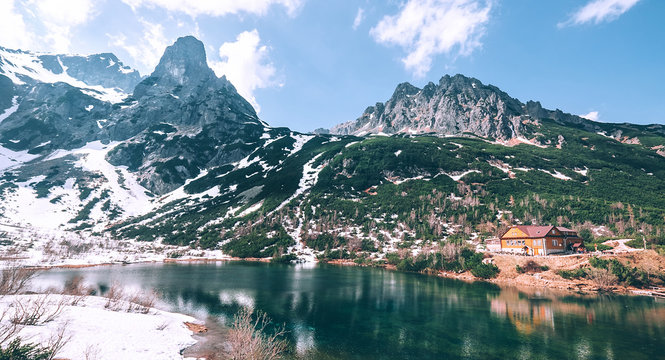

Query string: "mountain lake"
[[34, 262, 665, 359]]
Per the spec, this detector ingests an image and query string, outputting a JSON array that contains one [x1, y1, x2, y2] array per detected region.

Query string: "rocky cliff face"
[[331, 74, 589, 140], [105, 36, 266, 194], [0, 36, 269, 195]]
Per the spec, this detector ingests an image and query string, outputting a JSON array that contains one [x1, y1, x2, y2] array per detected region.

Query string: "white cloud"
[[107, 18, 170, 75], [209, 30, 279, 112], [370, 0, 492, 77], [0, 0, 96, 53], [26, 0, 97, 52], [353, 8, 365, 30], [0, 0, 36, 50], [121, 0, 304, 17], [559, 0, 640, 27], [581, 111, 599, 121]]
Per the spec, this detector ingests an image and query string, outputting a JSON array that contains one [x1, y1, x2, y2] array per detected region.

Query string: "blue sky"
[[1, 0, 663, 131]]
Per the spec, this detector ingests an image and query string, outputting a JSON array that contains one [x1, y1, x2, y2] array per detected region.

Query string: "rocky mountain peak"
[[331, 73, 526, 139], [391, 82, 420, 100], [151, 36, 214, 86]]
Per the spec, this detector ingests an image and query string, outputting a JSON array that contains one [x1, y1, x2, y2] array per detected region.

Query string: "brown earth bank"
[[325, 250, 665, 297], [182, 316, 231, 360]]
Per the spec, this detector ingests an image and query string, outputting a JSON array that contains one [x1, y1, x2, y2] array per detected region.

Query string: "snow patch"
[[0, 96, 19, 123], [573, 167, 588, 176], [539, 169, 572, 181], [0, 145, 39, 171], [443, 170, 480, 181]]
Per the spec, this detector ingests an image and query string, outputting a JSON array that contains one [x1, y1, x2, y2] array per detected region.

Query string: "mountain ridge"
[[0, 36, 664, 263], [330, 73, 645, 142]]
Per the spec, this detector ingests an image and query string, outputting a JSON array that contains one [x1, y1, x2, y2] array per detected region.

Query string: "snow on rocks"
[[0, 294, 200, 360], [0, 223, 229, 267], [0, 48, 128, 103], [2, 141, 154, 231]]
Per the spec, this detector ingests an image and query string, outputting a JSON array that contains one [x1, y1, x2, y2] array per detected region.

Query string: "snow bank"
[[0, 295, 199, 360]]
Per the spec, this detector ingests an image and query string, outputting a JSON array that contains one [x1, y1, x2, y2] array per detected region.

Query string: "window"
[[552, 239, 558, 246]]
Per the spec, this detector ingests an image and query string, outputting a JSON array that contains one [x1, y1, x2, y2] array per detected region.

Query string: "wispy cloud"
[[107, 18, 170, 74], [353, 8, 365, 30], [121, 0, 305, 17], [209, 30, 280, 112], [370, 0, 492, 78], [559, 0, 640, 27], [28, 0, 98, 52], [581, 111, 599, 121]]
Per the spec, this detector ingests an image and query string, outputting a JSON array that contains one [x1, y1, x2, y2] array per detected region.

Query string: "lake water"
[[34, 262, 665, 359]]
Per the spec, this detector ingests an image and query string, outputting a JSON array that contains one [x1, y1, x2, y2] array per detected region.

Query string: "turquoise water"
[[35, 262, 665, 359]]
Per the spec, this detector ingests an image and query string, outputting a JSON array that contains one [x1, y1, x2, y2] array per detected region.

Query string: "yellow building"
[[500, 225, 582, 255]]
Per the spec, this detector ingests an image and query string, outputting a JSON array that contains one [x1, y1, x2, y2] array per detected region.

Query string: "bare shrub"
[[126, 290, 157, 314], [10, 294, 68, 325], [84, 344, 101, 360], [0, 266, 39, 295], [45, 322, 71, 360], [517, 260, 549, 274], [228, 307, 288, 360], [62, 276, 92, 296], [589, 268, 618, 289], [440, 242, 462, 260], [62, 275, 93, 306], [0, 306, 23, 345], [103, 282, 125, 311]]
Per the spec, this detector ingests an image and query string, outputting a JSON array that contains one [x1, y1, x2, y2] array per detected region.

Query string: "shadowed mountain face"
[[331, 74, 609, 140]]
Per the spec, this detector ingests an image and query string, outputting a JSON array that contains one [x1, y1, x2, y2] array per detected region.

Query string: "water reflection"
[[34, 262, 665, 360]]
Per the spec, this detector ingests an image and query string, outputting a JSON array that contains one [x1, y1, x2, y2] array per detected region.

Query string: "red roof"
[[515, 225, 554, 238], [501, 225, 580, 239]]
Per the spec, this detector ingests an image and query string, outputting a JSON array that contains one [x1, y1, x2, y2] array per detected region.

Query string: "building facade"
[[499, 225, 583, 255]]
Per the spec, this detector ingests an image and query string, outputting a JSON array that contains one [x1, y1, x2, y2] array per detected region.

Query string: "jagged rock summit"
[[331, 74, 586, 140]]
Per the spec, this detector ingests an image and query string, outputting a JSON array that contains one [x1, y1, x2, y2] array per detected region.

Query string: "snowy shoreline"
[[0, 294, 203, 360]]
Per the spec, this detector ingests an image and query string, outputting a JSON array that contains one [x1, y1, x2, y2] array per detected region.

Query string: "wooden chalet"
[[500, 225, 583, 255]]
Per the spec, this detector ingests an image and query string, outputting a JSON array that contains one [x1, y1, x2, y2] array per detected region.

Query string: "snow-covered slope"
[[0, 47, 139, 103]]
